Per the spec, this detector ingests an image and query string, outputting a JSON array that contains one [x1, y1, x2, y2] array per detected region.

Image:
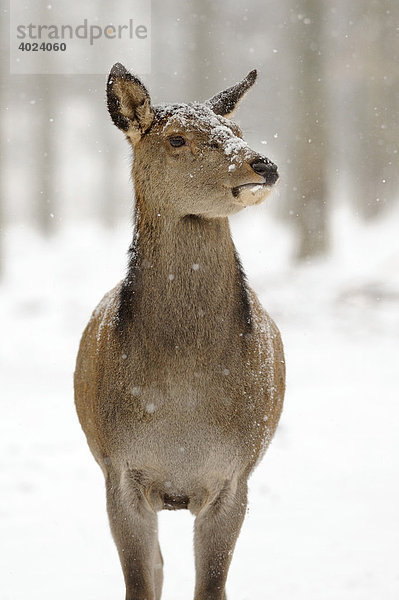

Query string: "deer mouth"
[[231, 182, 275, 206], [231, 182, 272, 198]]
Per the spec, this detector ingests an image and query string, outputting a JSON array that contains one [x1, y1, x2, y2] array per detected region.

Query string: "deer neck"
[[117, 192, 251, 363]]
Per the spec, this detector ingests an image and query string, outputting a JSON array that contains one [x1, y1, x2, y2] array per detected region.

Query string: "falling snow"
[[1, 206, 398, 600]]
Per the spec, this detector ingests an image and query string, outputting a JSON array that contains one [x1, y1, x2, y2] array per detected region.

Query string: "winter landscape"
[[1, 1, 399, 598], [1, 202, 398, 599]]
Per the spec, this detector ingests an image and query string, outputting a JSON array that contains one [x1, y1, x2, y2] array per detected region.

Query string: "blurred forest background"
[[1, 0, 398, 272], [2, 3, 399, 598]]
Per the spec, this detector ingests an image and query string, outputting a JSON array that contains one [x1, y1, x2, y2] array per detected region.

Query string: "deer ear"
[[107, 63, 154, 144], [206, 70, 257, 118]]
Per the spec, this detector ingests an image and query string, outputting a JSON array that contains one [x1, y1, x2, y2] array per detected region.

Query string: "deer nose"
[[250, 158, 279, 185]]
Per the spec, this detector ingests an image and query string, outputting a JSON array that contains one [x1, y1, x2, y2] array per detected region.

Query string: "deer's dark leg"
[[106, 471, 161, 600], [193, 479, 248, 600]]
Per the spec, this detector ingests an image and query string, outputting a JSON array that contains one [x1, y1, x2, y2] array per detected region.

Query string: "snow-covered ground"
[[1, 203, 399, 599]]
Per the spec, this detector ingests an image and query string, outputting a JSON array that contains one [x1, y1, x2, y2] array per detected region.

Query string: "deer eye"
[[168, 135, 186, 148]]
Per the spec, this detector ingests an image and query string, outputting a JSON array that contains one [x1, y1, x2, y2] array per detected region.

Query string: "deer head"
[[107, 63, 279, 218]]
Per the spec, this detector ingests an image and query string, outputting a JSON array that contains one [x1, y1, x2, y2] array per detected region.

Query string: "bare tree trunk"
[[36, 76, 57, 235], [288, 0, 329, 260], [0, 78, 4, 279], [348, 0, 399, 219], [189, 0, 218, 102], [100, 132, 120, 229], [0, 0, 9, 276], [34, 0, 60, 235]]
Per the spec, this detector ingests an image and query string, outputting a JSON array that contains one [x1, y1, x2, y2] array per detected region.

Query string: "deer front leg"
[[106, 471, 162, 600], [193, 479, 248, 600], [154, 540, 164, 600]]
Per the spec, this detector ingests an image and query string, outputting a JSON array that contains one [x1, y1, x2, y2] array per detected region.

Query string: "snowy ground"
[[1, 204, 399, 599]]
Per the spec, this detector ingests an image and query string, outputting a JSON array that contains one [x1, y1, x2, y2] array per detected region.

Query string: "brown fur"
[[74, 64, 285, 600]]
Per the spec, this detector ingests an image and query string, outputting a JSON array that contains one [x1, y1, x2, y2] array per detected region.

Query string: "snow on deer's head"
[[107, 63, 279, 218]]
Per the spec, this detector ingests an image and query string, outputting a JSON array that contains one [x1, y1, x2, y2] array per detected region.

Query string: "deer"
[[74, 62, 285, 600]]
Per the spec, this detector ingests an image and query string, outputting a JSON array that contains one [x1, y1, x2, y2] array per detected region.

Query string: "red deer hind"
[[74, 63, 285, 600]]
